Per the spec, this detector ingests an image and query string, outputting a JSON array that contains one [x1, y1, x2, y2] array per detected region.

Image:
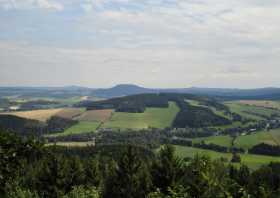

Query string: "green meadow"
[[225, 102, 280, 121], [234, 129, 280, 149], [102, 102, 179, 129], [192, 135, 233, 147], [48, 121, 100, 137], [174, 145, 280, 169]]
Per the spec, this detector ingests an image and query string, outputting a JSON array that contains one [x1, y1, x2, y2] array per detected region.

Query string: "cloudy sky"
[[0, 0, 280, 88]]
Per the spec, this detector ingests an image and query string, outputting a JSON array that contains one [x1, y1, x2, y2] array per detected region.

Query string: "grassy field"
[[102, 102, 179, 129], [192, 135, 233, 147], [191, 129, 280, 150], [270, 129, 280, 145], [49, 121, 101, 137], [225, 102, 280, 121], [174, 145, 280, 169], [234, 131, 275, 149], [0, 108, 64, 122], [234, 129, 280, 149], [76, 109, 113, 122], [213, 121, 256, 130], [186, 99, 230, 119]]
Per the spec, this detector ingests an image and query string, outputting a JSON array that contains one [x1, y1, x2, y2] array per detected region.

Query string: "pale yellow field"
[[46, 141, 95, 147], [76, 109, 114, 122], [238, 100, 280, 110], [0, 108, 63, 122]]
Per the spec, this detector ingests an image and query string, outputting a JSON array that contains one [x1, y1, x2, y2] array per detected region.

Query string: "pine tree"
[[151, 145, 183, 193], [103, 145, 152, 198]]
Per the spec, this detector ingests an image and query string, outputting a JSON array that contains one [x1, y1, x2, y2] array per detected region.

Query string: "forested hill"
[[76, 93, 232, 128], [0, 115, 44, 136]]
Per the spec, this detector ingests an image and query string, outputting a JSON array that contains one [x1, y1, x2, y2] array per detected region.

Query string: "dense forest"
[[1, 130, 280, 198]]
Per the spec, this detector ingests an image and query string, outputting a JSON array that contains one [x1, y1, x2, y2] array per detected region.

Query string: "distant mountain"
[[0, 86, 93, 99], [92, 84, 280, 100], [92, 84, 158, 98]]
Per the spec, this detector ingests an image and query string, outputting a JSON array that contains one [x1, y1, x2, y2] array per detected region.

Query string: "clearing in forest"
[[102, 102, 179, 129]]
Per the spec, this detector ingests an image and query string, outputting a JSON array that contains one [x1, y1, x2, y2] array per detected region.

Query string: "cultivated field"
[[52, 121, 101, 136], [46, 141, 95, 147], [234, 129, 280, 149], [0, 108, 64, 122], [192, 135, 233, 148], [175, 145, 280, 169], [0, 108, 86, 122], [192, 129, 280, 150], [76, 109, 113, 122], [186, 99, 231, 119], [55, 108, 85, 119], [225, 102, 280, 120], [238, 100, 280, 110], [102, 102, 179, 129]]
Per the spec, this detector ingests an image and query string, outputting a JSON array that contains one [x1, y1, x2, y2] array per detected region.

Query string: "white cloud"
[[36, 0, 64, 11], [0, 0, 64, 11], [0, 0, 280, 87]]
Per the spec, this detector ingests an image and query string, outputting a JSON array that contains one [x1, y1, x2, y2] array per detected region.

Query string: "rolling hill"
[[2, 84, 280, 100]]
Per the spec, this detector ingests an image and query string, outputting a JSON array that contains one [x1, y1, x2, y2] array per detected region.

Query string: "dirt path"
[[96, 111, 115, 130]]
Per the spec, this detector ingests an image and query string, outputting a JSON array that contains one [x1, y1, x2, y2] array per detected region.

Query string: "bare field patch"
[[238, 100, 280, 110], [0, 108, 63, 122], [76, 109, 113, 122], [46, 141, 95, 147], [55, 108, 85, 119]]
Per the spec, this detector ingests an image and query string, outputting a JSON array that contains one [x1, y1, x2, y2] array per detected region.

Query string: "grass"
[[174, 145, 280, 169], [234, 131, 276, 149], [185, 99, 231, 119], [53, 96, 86, 106], [270, 129, 280, 145], [49, 121, 100, 137], [192, 135, 233, 147], [225, 102, 280, 121], [234, 129, 280, 149], [102, 102, 179, 129], [213, 121, 259, 131]]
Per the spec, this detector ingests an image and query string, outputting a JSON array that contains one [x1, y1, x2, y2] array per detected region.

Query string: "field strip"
[[71, 112, 85, 120], [270, 132, 280, 146], [96, 110, 115, 130]]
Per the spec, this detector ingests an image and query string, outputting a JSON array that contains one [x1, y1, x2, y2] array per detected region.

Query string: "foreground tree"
[[103, 145, 152, 198], [151, 145, 184, 193]]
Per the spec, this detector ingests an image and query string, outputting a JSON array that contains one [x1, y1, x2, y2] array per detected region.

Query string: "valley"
[[1, 87, 280, 170]]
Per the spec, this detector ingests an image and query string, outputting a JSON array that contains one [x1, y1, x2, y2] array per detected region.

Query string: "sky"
[[0, 0, 280, 88]]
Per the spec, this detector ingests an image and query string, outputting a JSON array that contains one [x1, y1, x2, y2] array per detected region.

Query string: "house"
[[9, 106, 20, 111]]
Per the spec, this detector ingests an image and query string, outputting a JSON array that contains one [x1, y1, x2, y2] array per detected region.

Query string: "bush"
[[63, 186, 100, 198], [6, 187, 39, 198], [249, 143, 280, 156], [231, 153, 241, 163]]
